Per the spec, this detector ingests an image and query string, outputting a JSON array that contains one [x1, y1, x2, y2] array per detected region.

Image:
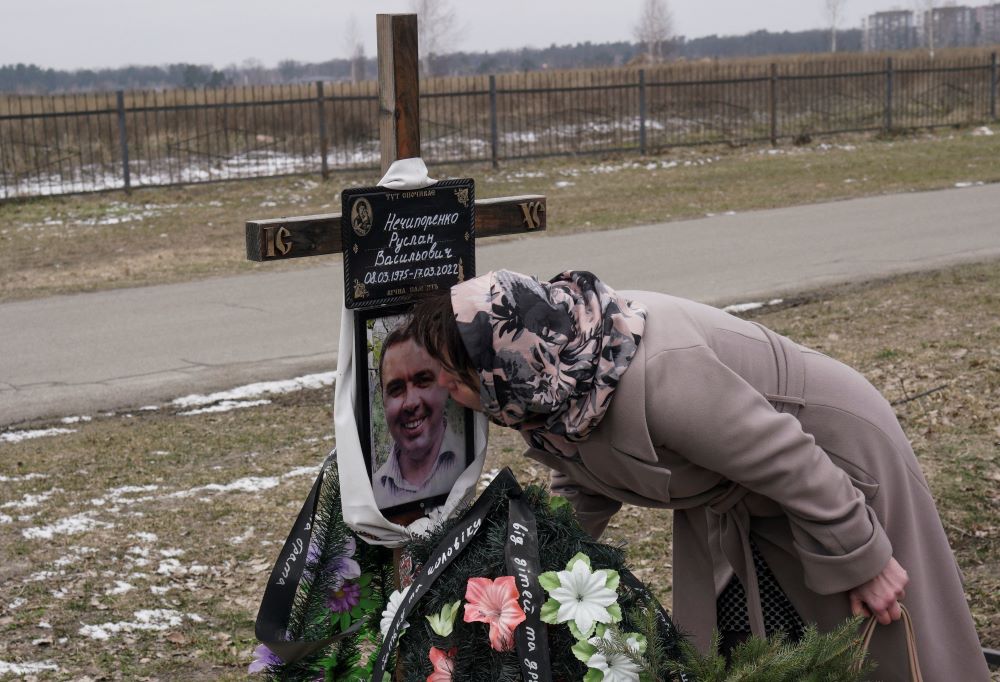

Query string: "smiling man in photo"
[[372, 326, 466, 509]]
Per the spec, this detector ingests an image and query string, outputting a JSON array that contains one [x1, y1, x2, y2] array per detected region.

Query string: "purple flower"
[[327, 580, 362, 613], [303, 536, 361, 587], [324, 537, 361, 584], [307, 538, 322, 565], [248, 644, 282, 674]]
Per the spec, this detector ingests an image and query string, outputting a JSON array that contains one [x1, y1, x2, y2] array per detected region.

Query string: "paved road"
[[2, 184, 999, 428]]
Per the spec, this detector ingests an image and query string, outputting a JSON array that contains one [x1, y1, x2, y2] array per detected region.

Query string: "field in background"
[[2, 126, 999, 304], [0, 261, 997, 679], [1, 47, 997, 198]]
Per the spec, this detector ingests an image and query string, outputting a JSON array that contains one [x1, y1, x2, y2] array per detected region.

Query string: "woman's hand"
[[848, 557, 909, 625]]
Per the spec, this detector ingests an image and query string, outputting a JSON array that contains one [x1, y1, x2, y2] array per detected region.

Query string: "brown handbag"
[[853, 604, 923, 682]]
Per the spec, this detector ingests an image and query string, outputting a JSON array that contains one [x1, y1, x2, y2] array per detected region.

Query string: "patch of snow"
[[171, 371, 335, 409], [1, 428, 76, 443], [53, 547, 97, 568], [283, 466, 320, 479], [78, 609, 202, 640], [110, 484, 159, 497], [480, 468, 500, 487], [132, 531, 158, 543], [0, 660, 59, 674], [169, 476, 281, 499], [723, 298, 784, 314], [553, 180, 575, 188], [0, 514, 12, 524], [954, 181, 984, 188], [159, 548, 185, 558], [60, 415, 92, 424], [972, 126, 994, 136], [7, 597, 26, 610], [38, 621, 51, 629], [27, 570, 62, 583], [105, 581, 134, 596], [156, 559, 184, 576], [229, 526, 255, 545], [0, 473, 48, 483], [22, 512, 113, 540], [178, 399, 272, 415]]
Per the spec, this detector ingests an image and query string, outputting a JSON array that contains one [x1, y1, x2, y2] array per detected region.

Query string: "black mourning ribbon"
[[255, 449, 346, 664], [257, 460, 675, 680], [371, 468, 529, 680], [505, 495, 553, 682]]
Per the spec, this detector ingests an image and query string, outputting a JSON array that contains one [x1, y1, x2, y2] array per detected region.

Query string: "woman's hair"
[[406, 289, 479, 389]]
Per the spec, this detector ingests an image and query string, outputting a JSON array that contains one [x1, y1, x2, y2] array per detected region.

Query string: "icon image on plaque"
[[351, 197, 374, 237], [356, 307, 475, 516]]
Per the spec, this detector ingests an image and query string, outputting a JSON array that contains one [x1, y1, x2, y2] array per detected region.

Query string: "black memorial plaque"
[[341, 179, 475, 310]]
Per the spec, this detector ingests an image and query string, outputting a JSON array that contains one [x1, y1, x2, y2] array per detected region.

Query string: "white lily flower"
[[586, 628, 645, 682], [546, 554, 619, 638]]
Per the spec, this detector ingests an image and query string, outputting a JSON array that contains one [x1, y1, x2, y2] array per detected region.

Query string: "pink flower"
[[463, 576, 527, 651], [426, 646, 456, 682]]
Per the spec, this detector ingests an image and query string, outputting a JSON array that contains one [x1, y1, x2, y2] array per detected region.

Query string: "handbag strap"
[[854, 604, 923, 682]]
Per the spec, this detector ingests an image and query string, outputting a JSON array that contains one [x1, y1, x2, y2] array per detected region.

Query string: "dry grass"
[[2, 126, 1000, 304], [1, 260, 997, 679], [2, 47, 996, 193]]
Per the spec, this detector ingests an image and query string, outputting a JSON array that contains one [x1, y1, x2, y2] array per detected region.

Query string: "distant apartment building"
[[978, 3, 1000, 44], [863, 11, 917, 51], [863, 4, 1000, 51], [921, 5, 977, 48]]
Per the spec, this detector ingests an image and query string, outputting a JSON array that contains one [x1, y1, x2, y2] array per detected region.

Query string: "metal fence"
[[1, 52, 997, 200]]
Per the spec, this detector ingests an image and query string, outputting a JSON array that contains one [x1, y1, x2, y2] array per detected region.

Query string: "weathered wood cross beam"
[[245, 13, 546, 264]]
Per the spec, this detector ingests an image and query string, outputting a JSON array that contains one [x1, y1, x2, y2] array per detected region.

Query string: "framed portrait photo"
[[354, 305, 476, 519]]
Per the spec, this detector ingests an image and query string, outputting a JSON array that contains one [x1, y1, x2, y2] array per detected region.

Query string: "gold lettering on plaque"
[[519, 201, 545, 230], [263, 226, 292, 257]]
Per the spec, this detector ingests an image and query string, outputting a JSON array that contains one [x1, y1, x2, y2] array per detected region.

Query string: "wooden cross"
[[244, 13, 546, 264], [243, 15, 547, 618]]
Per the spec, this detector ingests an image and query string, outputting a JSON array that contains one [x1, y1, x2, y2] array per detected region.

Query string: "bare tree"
[[344, 14, 366, 83], [633, 0, 674, 63], [915, 0, 936, 57], [824, 0, 845, 52], [410, 0, 459, 76]]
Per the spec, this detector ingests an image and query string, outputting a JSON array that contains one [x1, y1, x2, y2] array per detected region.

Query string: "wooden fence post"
[[884, 57, 894, 134], [489, 74, 499, 169], [116, 90, 131, 193], [638, 68, 647, 155], [769, 63, 778, 146], [316, 81, 329, 179], [991, 52, 998, 121]]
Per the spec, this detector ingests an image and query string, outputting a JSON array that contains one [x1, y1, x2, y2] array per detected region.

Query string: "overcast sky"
[[4, 1, 920, 71]]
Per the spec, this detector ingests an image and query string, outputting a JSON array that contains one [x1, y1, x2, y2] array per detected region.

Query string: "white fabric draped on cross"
[[334, 157, 489, 546]]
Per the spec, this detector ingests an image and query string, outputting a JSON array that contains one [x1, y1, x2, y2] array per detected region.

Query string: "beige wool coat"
[[532, 291, 989, 681]]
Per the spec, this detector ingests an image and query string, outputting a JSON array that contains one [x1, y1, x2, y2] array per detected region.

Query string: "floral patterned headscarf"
[[450, 270, 646, 457]]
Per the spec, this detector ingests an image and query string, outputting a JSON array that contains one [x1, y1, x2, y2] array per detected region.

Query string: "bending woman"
[[406, 269, 989, 681]]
